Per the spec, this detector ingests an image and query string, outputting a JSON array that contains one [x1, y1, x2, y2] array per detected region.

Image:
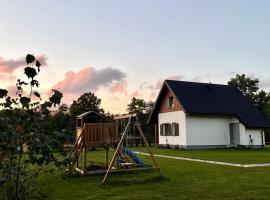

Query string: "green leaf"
[[0, 89, 8, 98], [36, 60, 41, 72], [26, 54, 35, 64], [24, 67, 37, 79], [34, 92, 41, 99], [49, 90, 63, 106], [30, 80, 40, 87], [17, 79, 28, 86], [20, 96, 31, 109]]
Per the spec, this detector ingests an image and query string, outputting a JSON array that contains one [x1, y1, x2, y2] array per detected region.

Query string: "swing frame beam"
[[102, 115, 162, 184]]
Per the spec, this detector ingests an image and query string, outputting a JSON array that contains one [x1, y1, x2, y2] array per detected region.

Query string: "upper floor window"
[[168, 96, 174, 109]]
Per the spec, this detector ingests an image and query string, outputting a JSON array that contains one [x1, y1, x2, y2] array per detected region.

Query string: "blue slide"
[[122, 147, 147, 167]]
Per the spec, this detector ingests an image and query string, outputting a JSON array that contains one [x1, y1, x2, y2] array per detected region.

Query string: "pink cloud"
[[130, 74, 185, 101], [130, 90, 141, 98], [0, 54, 48, 89], [0, 54, 48, 74], [109, 80, 128, 95], [154, 75, 184, 89], [52, 66, 126, 103], [150, 91, 157, 98], [166, 75, 184, 81], [5, 85, 17, 98]]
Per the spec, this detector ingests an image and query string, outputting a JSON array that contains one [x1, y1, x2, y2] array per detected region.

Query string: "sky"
[[1, 0, 270, 113]]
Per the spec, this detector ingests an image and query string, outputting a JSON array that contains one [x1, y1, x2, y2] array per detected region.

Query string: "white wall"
[[186, 115, 264, 147], [158, 111, 186, 146], [241, 129, 264, 146], [186, 115, 231, 146], [158, 113, 264, 148]]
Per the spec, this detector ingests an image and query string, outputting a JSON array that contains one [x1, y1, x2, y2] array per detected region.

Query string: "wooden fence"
[[77, 123, 118, 148]]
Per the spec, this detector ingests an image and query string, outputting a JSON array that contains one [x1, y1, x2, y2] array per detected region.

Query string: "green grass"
[[37, 147, 270, 200], [132, 146, 270, 164]]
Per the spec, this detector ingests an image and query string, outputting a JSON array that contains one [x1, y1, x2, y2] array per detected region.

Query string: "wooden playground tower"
[[66, 111, 161, 183]]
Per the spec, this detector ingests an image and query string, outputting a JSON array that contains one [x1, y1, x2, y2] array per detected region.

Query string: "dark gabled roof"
[[148, 80, 270, 128]]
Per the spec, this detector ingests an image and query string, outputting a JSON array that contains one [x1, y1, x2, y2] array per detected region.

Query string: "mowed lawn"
[[38, 147, 270, 200], [132, 146, 270, 164]]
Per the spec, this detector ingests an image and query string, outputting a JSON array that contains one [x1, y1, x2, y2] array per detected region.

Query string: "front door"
[[229, 123, 240, 145]]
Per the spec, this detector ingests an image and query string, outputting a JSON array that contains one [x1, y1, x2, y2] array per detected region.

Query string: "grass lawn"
[[37, 147, 270, 200], [132, 146, 270, 164]]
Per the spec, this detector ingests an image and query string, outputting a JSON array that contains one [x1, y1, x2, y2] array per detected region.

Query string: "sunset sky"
[[1, 0, 270, 113]]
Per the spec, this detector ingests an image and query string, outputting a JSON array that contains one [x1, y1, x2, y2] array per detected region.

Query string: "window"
[[160, 123, 172, 136], [172, 123, 179, 136], [160, 124, 164, 136], [165, 123, 172, 136], [168, 96, 174, 109], [160, 123, 179, 136]]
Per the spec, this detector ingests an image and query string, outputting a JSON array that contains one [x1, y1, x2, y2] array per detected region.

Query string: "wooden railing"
[[81, 123, 118, 147]]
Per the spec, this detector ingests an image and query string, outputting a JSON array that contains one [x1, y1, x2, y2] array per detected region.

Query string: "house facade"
[[148, 80, 270, 149]]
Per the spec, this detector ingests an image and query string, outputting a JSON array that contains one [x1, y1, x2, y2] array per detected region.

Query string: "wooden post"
[[102, 117, 132, 184], [116, 120, 119, 136], [154, 124, 158, 147], [105, 147, 109, 168], [83, 127, 87, 173], [136, 124, 162, 177], [84, 149, 87, 172]]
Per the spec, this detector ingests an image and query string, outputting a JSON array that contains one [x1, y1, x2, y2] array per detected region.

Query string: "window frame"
[[167, 96, 174, 109], [172, 122, 179, 136]]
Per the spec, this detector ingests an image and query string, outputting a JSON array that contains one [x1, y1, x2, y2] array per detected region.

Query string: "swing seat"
[[116, 159, 125, 163], [120, 162, 133, 166]]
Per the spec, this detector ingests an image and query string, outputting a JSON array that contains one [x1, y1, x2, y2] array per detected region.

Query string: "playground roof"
[[77, 111, 103, 119]]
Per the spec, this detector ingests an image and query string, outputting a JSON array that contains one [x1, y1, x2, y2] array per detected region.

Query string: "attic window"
[[168, 96, 174, 109]]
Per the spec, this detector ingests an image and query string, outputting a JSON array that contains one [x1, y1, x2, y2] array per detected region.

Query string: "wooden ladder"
[[66, 126, 85, 173]]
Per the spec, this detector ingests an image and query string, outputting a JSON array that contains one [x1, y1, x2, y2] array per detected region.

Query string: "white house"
[[148, 80, 270, 149]]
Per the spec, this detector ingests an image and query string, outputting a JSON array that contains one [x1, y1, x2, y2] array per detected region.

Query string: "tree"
[[127, 97, 148, 114], [228, 74, 270, 117], [52, 103, 71, 132], [69, 92, 104, 128], [146, 100, 155, 114], [0, 54, 66, 200], [254, 90, 270, 117], [228, 74, 259, 104], [126, 98, 155, 142], [228, 74, 270, 143]]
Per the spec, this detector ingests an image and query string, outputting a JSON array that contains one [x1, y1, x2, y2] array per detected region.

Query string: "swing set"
[[66, 111, 162, 183]]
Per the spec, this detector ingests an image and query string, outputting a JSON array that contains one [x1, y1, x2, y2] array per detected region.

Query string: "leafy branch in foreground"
[[0, 54, 66, 200]]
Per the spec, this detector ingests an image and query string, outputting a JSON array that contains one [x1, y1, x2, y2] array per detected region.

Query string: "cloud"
[[0, 57, 25, 74], [259, 77, 270, 90], [155, 75, 185, 90], [5, 85, 17, 98], [130, 90, 141, 98], [109, 80, 128, 95], [129, 74, 186, 101], [52, 66, 126, 102], [0, 74, 16, 82], [0, 54, 48, 74]]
